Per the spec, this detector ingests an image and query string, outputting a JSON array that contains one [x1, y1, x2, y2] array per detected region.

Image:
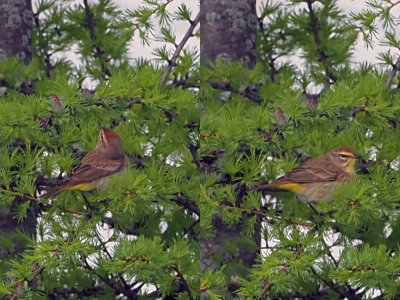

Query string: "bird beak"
[[354, 153, 362, 159], [98, 121, 104, 129]]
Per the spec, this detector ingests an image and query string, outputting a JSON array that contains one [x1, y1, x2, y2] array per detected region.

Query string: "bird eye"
[[340, 154, 347, 158]]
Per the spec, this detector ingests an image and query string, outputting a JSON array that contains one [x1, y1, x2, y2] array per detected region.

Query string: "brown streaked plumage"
[[42, 128, 128, 199], [250, 147, 359, 202]]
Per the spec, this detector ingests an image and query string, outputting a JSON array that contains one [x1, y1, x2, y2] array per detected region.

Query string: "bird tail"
[[41, 187, 65, 199], [248, 183, 282, 192]]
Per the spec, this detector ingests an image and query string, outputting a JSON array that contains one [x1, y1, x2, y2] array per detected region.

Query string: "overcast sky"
[[119, 0, 400, 76], [117, 0, 399, 65], [116, 0, 199, 61], [122, 0, 397, 64], [254, 0, 400, 92], [332, 0, 400, 65], [261, 0, 400, 65], [38, 0, 400, 87]]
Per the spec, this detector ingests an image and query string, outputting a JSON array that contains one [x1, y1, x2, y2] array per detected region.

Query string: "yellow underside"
[[64, 183, 95, 191], [274, 182, 305, 193]]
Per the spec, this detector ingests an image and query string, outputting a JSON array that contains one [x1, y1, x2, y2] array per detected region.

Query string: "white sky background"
[[117, 0, 199, 61], [336, 0, 400, 65], [122, 0, 400, 69], [110, 0, 400, 66], [39, 0, 400, 86], [119, 0, 400, 65], [36, 0, 199, 86], [256, 0, 400, 93]]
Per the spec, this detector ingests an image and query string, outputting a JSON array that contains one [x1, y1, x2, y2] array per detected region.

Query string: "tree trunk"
[[0, 0, 36, 268], [200, 0, 260, 295], [0, 0, 33, 63], [200, 0, 257, 67]]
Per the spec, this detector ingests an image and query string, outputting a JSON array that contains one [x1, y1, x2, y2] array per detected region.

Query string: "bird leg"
[[308, 202, 320, 216], [81, 193, 94, 212]]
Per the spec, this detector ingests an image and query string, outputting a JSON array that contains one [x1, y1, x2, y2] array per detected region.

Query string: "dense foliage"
[[0, 0, 199, 299], [200, 0, 400, 299]]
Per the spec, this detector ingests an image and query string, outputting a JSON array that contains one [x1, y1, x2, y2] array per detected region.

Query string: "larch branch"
[[160, 12, 200, 84]]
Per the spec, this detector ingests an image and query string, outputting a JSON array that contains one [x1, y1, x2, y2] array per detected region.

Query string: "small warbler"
[[250, 147, 360, 202], [42, 128, 128, 199]]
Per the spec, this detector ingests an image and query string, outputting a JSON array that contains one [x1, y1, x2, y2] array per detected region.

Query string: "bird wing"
[[249, 163, 341, 192], [64, 158, 126, 186], [276, 164, 340, 184]]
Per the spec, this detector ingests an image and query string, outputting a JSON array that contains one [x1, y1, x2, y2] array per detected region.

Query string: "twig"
[[320, 235, 338, 267], [160, 12, 200, 84], [125, 97, 143, 108], [305, 0, 337, 84], [384, 55, 400, 90], [389, 0, 400, 9], [82, 0, 110, 79], [59, 206, 84, 215], [287, 218, 312, 227], [131, 282, 146, 293], [0, 188, 42, 203], [217, 204, 312, 227], [0, 77, 34, 95], [83, 258, 138, 299], [44, 285, 107, 298], [272, 287, 331, 299], [210, 81, 262, 104], [188, 143, 200, 169], [310, 267, 361, 300], [0, 188, 84, 215], [217, 203, 266, 216], [351, 105, 368, 117], [33, 12, 52, 77], [172, 266, 194, 300], [269, 56, 278, 82], [94, 230, 131, 290], [182, 219, 199, 237], [174, 194, 199, 216], [257, 16, 264, 32]]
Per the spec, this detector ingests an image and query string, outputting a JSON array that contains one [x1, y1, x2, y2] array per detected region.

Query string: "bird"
[[249, 147, 360, 202], [42, 128, 128, 199]]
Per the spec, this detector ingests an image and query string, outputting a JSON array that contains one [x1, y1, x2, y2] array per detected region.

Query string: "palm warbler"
[[42, 128, 128, 199], [250, 147, 359, 202]]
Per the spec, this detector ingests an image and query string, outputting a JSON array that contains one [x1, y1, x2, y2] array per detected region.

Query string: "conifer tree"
[[200, 0, 400, 299], [200, 0, 261, 283], [0, 0, 37, 266], [0, 0, 199, 299]]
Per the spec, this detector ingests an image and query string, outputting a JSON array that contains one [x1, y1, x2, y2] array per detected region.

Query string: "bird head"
[[97, 128, 125, 157], [330, 147, 359, 173]]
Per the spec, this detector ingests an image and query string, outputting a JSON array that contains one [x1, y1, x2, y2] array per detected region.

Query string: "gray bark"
[[0, 0, 36, 265], [200, 0, 260, 296], [0, 0, 33, 63], [200, 0, 257, 68]]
